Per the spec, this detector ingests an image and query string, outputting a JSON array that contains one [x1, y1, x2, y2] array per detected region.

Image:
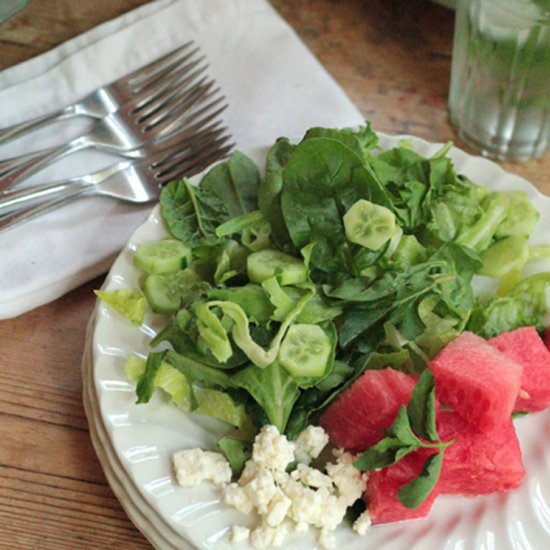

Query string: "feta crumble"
[[172, 424, 370, 549], [252, 424, 296, 471], [294, 425, 329, 464], [230, 525, 250, 543], [172, 448, 232, 487], [353, 510, 372, 536]]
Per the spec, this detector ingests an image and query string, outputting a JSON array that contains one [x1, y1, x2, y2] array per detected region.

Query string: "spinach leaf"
[[258, 138, 296, 253], [201, 151, 260, 217], [160, 178, 229, 246], [281, 137, 392, 273], [302, 124, 379, 158]]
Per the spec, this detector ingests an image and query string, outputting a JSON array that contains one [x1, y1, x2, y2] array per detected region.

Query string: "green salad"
[[97, 123, 550, 469]]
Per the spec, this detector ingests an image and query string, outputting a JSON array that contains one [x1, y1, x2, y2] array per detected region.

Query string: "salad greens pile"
[[101, 123, 550, 464]]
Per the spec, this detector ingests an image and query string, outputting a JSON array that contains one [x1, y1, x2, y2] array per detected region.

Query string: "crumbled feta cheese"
[[318, 528, 336, 550], [295, 521, 309, 532], [240, 459, 262, 485], [242, 466, 278, 514], [223, 483, 253, 514], [326, 453, 367, 506], [353, 510, 372, 536], [294, 425, 329, 464], [250, 523, 287, 548], [252, 425, 295, 472], [172, 449, 231, 487], [292, 463, 333, 488], [265, 488, 291, 527], [230, 525, 250, 543], [175, 425, 370, 549]]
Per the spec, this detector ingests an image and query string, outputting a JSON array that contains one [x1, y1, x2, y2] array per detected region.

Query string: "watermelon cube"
[[429, 332, 522, 433], [319, 367, 416, 452], [489, 326, 550, 412], [365, 448, 439, 524], [437, 411, 525, 494]]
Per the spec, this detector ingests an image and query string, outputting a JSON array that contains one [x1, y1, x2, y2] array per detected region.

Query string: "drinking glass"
[[448, 0, 550, 161]]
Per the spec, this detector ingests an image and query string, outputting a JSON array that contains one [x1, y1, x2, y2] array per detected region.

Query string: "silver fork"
[[0, 131, 234, 234], [0, 42, 200, 147], [0, 72, 227, 192]]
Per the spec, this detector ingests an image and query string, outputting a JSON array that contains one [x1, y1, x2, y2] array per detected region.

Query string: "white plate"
[[85, 133, 550, 549]]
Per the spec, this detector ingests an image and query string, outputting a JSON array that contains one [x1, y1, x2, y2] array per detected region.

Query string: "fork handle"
[[0, 189, 89, 235], [0, 105, 77, 147], [0, 176, 91, 216], [0, 138, 85, 192]]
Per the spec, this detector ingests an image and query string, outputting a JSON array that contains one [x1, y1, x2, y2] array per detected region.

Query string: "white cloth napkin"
[[0, 0, 362, 319]]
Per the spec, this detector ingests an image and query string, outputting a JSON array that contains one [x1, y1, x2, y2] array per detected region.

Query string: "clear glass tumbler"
[[448, 0, 550, 161]]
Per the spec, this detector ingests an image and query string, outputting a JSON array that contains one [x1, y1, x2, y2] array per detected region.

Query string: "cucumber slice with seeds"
[[134, 239, 191, 274], [278, 323, 332, 378], [343, 199, 397, 250], [143, 269, 200, 314], [247, 249, 307, 285]]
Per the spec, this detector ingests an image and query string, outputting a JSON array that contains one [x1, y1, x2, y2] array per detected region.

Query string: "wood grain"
[[0, 0, 549, 548]]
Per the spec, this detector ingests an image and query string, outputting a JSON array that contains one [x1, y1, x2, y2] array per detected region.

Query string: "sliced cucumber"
[[479, 236, 529, 279], [143, 268, 200, 314], [247, 249, 308, 285], [494, 191, 539, 239], [134, 239, 191, 274], [343, 199, 397, 250], [278, 323, 332, 378]]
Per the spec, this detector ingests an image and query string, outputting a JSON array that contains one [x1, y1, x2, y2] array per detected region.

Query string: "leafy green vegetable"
[[160, 178, 229, 246], [281, 137, 392, 273], [95, 289, 146, 325], [232, 362, 300, 432], [217, 436, 251, 475], [201, 151, 260, 217], [258, 138, 296, 253], [469, 273, 550, 337]]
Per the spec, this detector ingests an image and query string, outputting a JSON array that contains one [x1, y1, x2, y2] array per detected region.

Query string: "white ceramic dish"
[[84, 133, 550, 549]]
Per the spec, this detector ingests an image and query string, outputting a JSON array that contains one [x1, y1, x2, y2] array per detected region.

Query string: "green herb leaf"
[[397, 451, 444, 509], [407, 370, 438, 441]]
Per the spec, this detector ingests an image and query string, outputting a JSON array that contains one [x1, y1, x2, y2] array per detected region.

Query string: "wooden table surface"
[[1, 1, 549, 548]]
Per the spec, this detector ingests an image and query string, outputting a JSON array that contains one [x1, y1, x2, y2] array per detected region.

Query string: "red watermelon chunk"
[[489, 326, 550, 412], [319, 367, 416, 452], [365, 448, 440, 524], [437, 411, 525, 495], [429, 332, 522, 433]]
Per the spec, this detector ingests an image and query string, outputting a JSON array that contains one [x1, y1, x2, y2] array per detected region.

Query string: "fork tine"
[[146, 122, 228, 155], [121, 61, 208, 117], [122, 42, 196, 90], [129, 61, 209, 114], [128, 46, 203, 94], [138, 79, 217, 128], [148, 96, 228, 137], [157, 141, 234, 183], [153, 133, 233, 183], [134, 72, 213, 121], [151, 128, 229, 168]]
